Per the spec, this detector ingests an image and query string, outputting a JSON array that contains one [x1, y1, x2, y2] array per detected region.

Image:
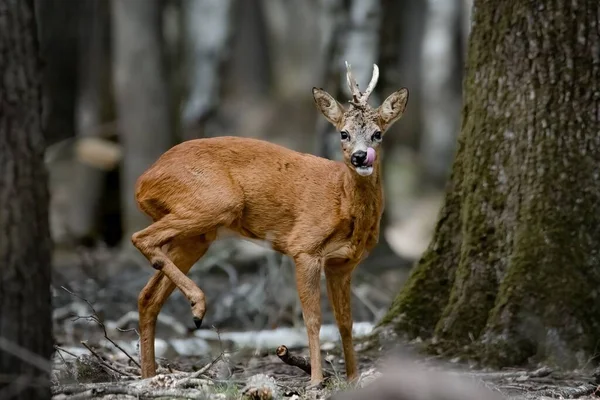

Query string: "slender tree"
[[420, 0, 463, 188], [0, 0, 53, 398], [111, 0, 172, 240], [181, 0, 235, 139], [67, 0, 113, 244], [380, 0, 600, 368]]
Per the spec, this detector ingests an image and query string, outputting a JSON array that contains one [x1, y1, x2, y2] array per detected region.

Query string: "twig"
[[116, 326, 140, 337], [80, 341, 136, 378], [54, 346, 77, 380], [276, 345, 332, 378], [54, 345, 79, 359], [175, 353, 224, 388], [61, 286, 141, 368]]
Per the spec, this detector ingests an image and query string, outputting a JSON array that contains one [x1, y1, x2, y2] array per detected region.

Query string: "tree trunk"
[[67, 0, 113, 244], [225, 0, 271, 99], [111, 0, 172, 240], [380, 0, 600, 369], [181, 0, 235, 139], [34, 0, 81, 146], [0, 0, 53, 398]]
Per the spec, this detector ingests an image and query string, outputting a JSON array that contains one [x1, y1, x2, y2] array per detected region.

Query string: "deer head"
[[312, 62, 409, 177]]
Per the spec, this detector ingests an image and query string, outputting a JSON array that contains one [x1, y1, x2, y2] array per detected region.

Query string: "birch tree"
[[419, 0, 463, 188], [181, 0, 235, 139]]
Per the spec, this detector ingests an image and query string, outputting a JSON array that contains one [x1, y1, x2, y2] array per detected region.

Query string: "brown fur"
[[131, 63, 408, 385]]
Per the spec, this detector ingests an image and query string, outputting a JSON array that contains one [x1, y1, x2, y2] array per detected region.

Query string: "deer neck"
[[341, 160, 383, 216]]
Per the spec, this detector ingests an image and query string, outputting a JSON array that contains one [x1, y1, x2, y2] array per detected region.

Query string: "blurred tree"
[[226, 0, 272, 99], [67, 0, 114, 245], [419, 0, 463, 189], [314, 0, 382, 161], [0, 0, 53, 398], [34, 0, 81, 146], [181, 0, 235, 139], [382, 0, 426, 152], [380, 0, 600, 368], [112, 0, 173, 241]]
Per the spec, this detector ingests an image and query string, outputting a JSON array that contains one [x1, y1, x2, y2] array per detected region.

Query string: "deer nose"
[[351, 150, 367, 167]]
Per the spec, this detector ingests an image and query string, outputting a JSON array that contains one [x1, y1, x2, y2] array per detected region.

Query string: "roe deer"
[[132, 61, 408, 385]]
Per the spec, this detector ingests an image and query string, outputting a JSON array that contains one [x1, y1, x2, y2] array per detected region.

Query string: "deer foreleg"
[[325, 264, 357, 381], [294, 254, 324, 386]]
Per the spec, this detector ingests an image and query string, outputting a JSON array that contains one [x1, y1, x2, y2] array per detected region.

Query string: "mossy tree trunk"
[[380, 0, 600, 368], [0, 0, 53, 398]]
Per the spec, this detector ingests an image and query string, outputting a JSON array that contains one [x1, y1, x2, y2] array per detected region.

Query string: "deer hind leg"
[[324, 264, 357, 381], [138, 235, 214, 378], [294, 254, 324, 386], [131, 205, 234, 325]]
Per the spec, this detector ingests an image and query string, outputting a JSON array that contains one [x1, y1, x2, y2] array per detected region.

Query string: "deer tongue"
[[365, 147, 376, 167]]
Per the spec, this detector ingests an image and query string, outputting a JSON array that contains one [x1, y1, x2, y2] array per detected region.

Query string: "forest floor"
[[50, 325, 600, 400], [48, 245, 599, 399]]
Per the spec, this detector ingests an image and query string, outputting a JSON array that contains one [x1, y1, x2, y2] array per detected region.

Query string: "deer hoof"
[[193, 317, 203, 329]]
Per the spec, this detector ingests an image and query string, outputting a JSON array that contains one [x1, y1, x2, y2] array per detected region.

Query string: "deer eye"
[[371, 131, 382, 141], [340, 131, 350, 141]]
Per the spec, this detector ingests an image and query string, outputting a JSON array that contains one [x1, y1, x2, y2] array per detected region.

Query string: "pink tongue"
[[365, 147, 376, 166]]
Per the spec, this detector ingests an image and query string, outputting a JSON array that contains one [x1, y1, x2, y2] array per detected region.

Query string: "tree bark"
[[111, 0, 172, 240], [0, 0, 53, 398], [380, 0, 600, 369]]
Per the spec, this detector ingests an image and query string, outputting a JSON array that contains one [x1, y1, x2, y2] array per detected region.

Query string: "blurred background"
[[45, 0, 472, 357]]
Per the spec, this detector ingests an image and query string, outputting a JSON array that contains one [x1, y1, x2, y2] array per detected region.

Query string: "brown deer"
[[131, 61, 408, 386]]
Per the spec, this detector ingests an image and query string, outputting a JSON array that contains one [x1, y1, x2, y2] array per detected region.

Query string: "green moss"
[[212, 382, 241, 399], [378, 200, 461, 337]]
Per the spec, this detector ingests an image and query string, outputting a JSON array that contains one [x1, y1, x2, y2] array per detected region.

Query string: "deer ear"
[[378, 88, 408, 128], [312, 87, 345, 127]]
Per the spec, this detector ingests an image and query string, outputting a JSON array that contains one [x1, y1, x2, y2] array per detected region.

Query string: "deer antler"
[[345, 61, 379, 107], [363, 64, 379, 100], [345, 61, 361, 102]]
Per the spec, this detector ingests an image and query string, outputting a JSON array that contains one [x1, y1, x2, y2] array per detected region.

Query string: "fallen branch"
[[52, 350, 224, 398], [451, 366, 554, 382], [537, 383, 598, 399], [61, 286, 141, 368], [52, 385, 208, 400], [276, 345, 332, 378]]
